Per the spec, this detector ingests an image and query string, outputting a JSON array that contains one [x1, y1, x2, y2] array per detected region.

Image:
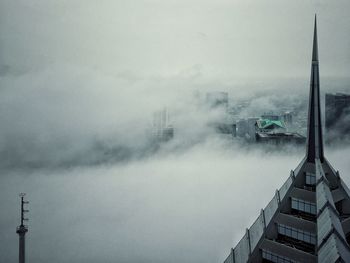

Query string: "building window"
[[291, 197, 317, 215], [262, 249, 299, 263], [305, 173, 316, 185], [277, 223, 316, 245]]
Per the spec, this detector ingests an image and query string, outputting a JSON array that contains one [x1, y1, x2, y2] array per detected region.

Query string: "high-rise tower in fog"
[[223, 16, 350, 263], [325, 92, 350, 141]]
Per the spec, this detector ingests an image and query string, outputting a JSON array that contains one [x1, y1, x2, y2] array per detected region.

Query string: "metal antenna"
[[16, 193, 29, 263]]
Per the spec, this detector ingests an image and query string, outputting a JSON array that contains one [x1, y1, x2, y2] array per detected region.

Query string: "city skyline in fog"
[[1, 1, 350, 263]]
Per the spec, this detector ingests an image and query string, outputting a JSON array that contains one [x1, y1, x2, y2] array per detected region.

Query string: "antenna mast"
[[16, 193, 29, 263]]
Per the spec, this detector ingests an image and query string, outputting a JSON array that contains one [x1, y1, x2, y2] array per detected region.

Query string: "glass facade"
[[291, 197, 317, 215], [305, 173, 316, 185], [261, 249, 299, 263], [277, 223, 316, 244]]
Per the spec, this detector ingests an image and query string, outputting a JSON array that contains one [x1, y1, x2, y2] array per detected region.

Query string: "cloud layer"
[[1, 140, 350, 263]]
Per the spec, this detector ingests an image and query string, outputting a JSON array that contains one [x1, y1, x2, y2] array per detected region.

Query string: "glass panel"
[[305, 173, 316, 185], [311, 204, 316, 215], [305, 202, 311, 213], [306, 175, 311, 184], [311, 176, 316, 184], [304, 234, 311, 243], [291, 198, 316, 215], [298, 231, 303, 240], [261, 249, 297, 263], [285, 227, 292, 236], [311, 236, 316, 244], [234, 232, 250, 263], [249, 214, 265, 249], [281, 225, 286, 235]]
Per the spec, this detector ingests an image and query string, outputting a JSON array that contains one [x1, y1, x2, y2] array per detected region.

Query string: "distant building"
[[206, 92, 228, 109], [232, 123, 237, 137], [282, 111, 293, 126], [325, 92, 350, 140], [152, 108, 174, 142], [247, 117, 259, 140], [234, 116, 304, 144], [255, 118, 304, 144], [234, 118, 258, 141], [261, 112, 293, 126], [261, 113, 280, 121], [255, 131, 305, 144], [256, 119, 286, 133], [236, 119, 248, 137]]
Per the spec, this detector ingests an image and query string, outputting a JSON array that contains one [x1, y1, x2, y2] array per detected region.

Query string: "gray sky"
[[1, 0, 350, 78]]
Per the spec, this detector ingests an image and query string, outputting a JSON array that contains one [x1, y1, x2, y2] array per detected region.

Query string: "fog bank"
[[1, 141, 350, 262]]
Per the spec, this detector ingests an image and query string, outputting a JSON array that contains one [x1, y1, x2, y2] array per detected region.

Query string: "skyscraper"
[[223, 16, 350, 263], [325, 92, 350, 140], [152, 108, 174, 142]]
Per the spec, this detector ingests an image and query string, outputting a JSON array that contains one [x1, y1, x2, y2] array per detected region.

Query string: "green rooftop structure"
[[256, 119, 286, 131]]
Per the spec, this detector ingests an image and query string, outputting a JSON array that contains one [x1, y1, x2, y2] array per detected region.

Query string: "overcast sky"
[[1, 0, 350, 79]]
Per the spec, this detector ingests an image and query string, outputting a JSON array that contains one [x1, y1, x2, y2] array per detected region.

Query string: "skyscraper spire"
[[223, 16, 350, 263], [312, 15, 318, 62], [306, 14, 324, 163]]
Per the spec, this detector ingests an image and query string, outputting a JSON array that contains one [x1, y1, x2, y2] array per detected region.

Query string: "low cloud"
[[0, 64, 349, 169], [0, 139, 349, 263]]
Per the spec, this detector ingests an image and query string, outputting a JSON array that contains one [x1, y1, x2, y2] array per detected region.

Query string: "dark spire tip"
[[312, 15, 318, 62], [306, 15, 324, 163]]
